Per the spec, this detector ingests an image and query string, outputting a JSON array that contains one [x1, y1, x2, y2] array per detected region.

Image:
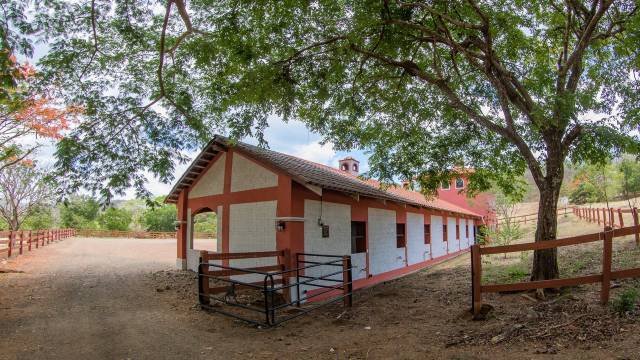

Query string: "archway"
[[190, 207, 218, 252]]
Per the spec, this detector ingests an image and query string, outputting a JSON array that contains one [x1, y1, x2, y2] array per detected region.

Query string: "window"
[[465, 224, 469, 238], [351, 221, 366, 254], [456, 224, 460, 239], [441, 181, 450, 190], [443, 224, 448, 241], [424, 224, 431, 244], [396, 223, 406, 248], [352, 164, 358, 171], [341, 164, 348, 171], [455, 178, 464, 189]]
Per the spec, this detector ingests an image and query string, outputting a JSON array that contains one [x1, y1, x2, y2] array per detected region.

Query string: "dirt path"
[[1, 237, 639, 359]]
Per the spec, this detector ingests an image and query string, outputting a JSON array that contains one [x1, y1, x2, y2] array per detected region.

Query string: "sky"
[[24, 116, 371, 199]]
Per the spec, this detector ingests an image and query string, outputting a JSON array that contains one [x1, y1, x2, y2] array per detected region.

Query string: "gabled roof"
[[165, 135, 481, 217]]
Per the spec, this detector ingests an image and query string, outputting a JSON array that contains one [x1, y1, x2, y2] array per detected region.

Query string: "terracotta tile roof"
[[166, 136, 480, 217]]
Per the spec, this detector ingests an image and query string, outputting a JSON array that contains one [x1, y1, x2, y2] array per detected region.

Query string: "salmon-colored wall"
[[437, 176, 495, 224]]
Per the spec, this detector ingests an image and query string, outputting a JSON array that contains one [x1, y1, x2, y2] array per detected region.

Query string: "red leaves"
[[12, 98, 83, 139]]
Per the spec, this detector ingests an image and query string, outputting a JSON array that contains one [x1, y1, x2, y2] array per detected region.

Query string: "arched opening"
[[190, 207, 218, 252]]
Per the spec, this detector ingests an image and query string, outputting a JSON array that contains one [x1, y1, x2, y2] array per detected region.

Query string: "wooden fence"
[[471, 225, 640, 316], [573, 206, 640, 246], [75, 229, 216, 239], [496, 207, 572, 226], [0, 229, 76, 258]]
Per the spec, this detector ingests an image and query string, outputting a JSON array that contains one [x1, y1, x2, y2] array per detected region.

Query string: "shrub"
[[611, 288, 640, 315]]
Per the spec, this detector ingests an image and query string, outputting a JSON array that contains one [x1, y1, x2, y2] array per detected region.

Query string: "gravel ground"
[[1, 236, 639, 359]]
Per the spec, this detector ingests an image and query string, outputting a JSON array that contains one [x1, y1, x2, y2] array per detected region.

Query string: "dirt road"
[[1, 236, 638, 360]]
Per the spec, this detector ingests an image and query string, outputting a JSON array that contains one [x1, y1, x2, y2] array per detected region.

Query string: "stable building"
[[166, 135, 482, 293]]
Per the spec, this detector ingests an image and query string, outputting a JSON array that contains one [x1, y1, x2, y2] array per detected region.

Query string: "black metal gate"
[[197, 250, 353, 327]]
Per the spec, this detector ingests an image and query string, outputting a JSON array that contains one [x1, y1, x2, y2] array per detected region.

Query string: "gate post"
[[342, 255, 353, 307], [601, 227, 613, 305], [198, 251, 210, 306]]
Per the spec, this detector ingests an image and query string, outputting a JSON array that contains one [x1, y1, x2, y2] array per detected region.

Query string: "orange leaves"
[[12, 98, 83, 139]]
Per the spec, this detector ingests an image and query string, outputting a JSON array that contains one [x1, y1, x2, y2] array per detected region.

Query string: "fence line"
[[471, 225, 640, 316], [496, 207, 572, 226], [75, 229, 216, 239], [0, 229, 76, 259], [573, 206, 640, 246]]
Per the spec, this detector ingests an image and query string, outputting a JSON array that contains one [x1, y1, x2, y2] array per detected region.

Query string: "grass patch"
[[610, 288, 640, 315]]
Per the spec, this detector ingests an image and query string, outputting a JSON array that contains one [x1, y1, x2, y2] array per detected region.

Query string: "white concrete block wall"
[[431, 215, 446, 257], [459, 218, 469, 249], [469, 222, 475, 246], [406, 212, 429, 265], [350, 252, 367, 280], [230, 153, 278, 192], [447, 217, 459, 253], [302, 200, 351, 292], [229, 201, 278, 283], [189, 153, 225, 199], [368, 208, 404, 275]]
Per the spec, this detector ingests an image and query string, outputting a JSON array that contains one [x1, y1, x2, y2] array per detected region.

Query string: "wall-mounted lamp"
[[276, 221, 286, 232]]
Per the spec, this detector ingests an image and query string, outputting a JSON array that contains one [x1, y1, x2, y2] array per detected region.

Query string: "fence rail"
[[471, 225, 640, 316], [75, 229, 215, 239], [496, 207, 572, 226], [573, 206, 640, 246], [0, 229, 76, 259], [198, 250, 353, 327]]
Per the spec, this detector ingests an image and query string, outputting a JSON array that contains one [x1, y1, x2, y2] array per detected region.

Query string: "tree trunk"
[[530, 178, 561, 281]]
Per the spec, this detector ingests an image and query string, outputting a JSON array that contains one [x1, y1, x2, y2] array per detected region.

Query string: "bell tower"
[[338, 156, 360, 176]]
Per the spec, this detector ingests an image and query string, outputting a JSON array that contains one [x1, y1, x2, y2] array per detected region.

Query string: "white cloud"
[[289, 141, 338, 166]]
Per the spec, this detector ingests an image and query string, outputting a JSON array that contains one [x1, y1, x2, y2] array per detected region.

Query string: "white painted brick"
[[189, 153, 225, 198], [406, 212, 429, 265], [431, 215, 446, 257], [230, 153, 278, 192], [368, 208, 404, 275]]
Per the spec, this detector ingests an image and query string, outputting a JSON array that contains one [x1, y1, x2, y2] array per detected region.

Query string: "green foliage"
[[98, 207, 132, 231], [6, 0, 632, 204], [21, 206, 55, 230], [142, 203, 177, 232], [568, 163, 621, 204], [59, 195, 100, 229], [611, 288, 640, 315], [193, 212, 216, 233], [620, 158, 640, 201]]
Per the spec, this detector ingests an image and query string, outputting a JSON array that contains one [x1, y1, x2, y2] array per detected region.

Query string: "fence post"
[[618, 209, 624, 228], [19, 230, 23, 255], [342, 255, 353, 307], [198, 252, 210, 306], [7, 231, 13, 257], [601, 227, 613, 305], [597, 208, 601, 225], [633, 208, 640, 247], [28, 230, 32, 251], [471, 244, 482, 316]]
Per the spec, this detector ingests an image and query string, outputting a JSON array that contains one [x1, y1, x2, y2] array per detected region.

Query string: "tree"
[[21, 205, 55, 229], [490, 193, 525, 257], [20, 1, 640, 282], [98, 207, 132, 231], [0, 2, 79, 170], [0, 164, 54, 230], [59, 195, 100, 229], [620, 158, 640, 208], [141, 203, 177, 232]]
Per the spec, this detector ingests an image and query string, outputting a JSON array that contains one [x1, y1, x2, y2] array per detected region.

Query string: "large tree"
[[12, 0, 640, 281]]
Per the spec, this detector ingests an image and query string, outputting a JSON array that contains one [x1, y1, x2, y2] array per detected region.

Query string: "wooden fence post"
[[7, 231, 13, 257], [342, 255, 353, 307], [19, 230, 23, 255], [601, 227, 613, 305], [634, 208, 640, 247], [471, 244, 482, 316], [28, 230, 32, 251], [618, 209, 624, 228], [198, 251, 210, 306], [597, 208, 601, 225]]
